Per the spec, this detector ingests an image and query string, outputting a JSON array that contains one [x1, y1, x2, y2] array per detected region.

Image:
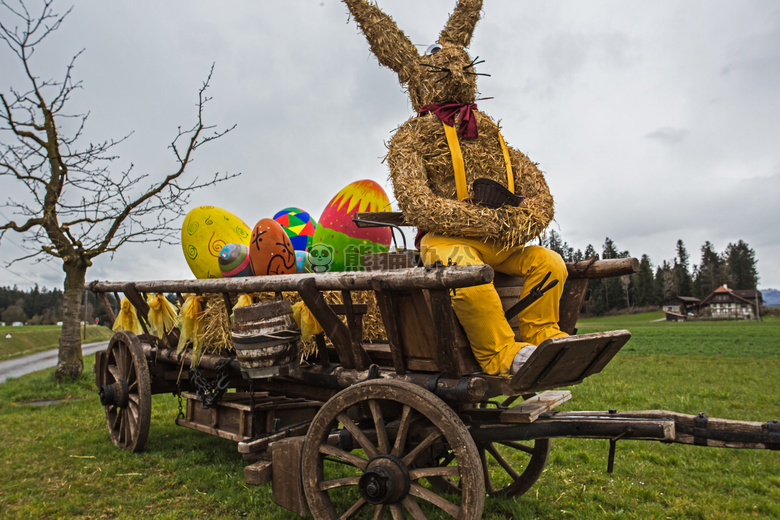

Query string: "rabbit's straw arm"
[[388, 128, 554, 248]]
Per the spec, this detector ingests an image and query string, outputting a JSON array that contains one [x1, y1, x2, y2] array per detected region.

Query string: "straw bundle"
[[192, 290, 387, 361]]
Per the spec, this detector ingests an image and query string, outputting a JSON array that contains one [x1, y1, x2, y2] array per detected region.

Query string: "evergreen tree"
[[633, 254, 655, 307], [693, 241, 724, 298], [674, 240, 693, 296], [724, 240, 759, 290]]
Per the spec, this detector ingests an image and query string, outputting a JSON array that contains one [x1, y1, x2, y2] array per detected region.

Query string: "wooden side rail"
[[87, 264, 494, 295], [353, 212, 638, 280]]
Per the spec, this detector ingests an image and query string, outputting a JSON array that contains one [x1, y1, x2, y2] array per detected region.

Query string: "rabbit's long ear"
[[343, 0, 419, 83], [439, 0, 483, 48]]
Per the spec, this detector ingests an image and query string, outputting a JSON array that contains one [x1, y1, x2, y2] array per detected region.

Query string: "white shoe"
[[510, 346, 537, 374]]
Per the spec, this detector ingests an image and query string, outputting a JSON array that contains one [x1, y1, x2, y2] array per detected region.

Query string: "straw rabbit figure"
[[343, 0, 568, 376], [343, 0, 553, 247]]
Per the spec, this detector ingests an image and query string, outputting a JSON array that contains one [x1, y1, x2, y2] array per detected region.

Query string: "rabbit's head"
[[344, 0, 485, 112]]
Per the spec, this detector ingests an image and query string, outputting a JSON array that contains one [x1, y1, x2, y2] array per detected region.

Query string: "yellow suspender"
[[498, 132, 515, 194], [442, 121, 514, 201]]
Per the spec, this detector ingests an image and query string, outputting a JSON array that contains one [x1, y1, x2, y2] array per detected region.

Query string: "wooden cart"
[[89, 214, 778, 519]]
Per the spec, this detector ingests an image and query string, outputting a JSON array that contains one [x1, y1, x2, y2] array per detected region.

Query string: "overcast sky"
[[2, 0, 779, 292]]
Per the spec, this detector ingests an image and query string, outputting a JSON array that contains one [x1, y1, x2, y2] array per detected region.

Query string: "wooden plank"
[[510, 330, 631, 392], [175, 417, 246, 443], [371, 284, 407, 374], [341, 291, 368, 371], [271, 436, 309, 516], [558, 278, 589, 335], [428, 289, 460, 377], [395, 290, 437, 360], [500, 391, 572, 423], [244, 459, 273, 486]]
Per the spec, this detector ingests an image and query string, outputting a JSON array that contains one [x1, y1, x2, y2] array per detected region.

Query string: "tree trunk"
[[55, 261, 88, 381]]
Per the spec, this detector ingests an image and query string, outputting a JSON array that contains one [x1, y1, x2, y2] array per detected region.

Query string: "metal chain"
[[177, 390, 184, 420], [191, 359, 231, 409]]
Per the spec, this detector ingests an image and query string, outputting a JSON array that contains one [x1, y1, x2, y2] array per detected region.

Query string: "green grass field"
[[0, 324, 114, 361], [0, 314, 777, 519]]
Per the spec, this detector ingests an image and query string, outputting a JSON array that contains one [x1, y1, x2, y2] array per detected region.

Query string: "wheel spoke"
[[500, 395, 520, 407], [118, 345, 129, 378], [368, 400, 390, 454], [118, 411, 126, 444], [409, 466, 459, 480], [402, 430, 442, 467], [110, 408, 121, 431], [401, 496, 426, 520], [391, 404, 413, 457], [320, 475, 360, 491], [126, 362, 137, 386], [319, 443, 368, 470], [338, 496, 366, 520], [409, 482, 460, 518], [486, 443, 520, 480], [389, 503, 404, 520], [373, 504, 387, 520], [107, 364, 122, 382], [480, 448, 494, 493], [498, 440, 535, 454], [337, 412, 379, 459]]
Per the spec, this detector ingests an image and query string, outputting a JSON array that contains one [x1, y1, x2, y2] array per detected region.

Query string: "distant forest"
[[541, 231, 760, 315], [0, 235, 762, 323], [0, 285, 114, 326]]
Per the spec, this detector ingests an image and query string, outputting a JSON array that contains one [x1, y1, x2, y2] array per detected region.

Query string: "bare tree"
[[0, 0, 238, 380]]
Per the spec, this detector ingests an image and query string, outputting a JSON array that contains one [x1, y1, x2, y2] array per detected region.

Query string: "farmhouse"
[[662, 296, 701, 317], [699, 285, 762, 320]]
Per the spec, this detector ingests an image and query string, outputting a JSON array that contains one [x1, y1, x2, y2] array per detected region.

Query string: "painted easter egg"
[[273, 207, 317, 252], [310, 179, 392, 272], [218, 243, 254, 278], [295, 250, 309, 273], [248, 218, 297, 276], [182, 206, 251, 279]]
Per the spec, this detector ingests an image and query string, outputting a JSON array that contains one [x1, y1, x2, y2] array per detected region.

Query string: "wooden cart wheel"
[[98, 331, 152, 452], [301, 379, 485, 519], [427, 397, 550, 498]]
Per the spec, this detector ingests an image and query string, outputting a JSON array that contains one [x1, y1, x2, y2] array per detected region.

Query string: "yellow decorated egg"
[[249, 218, 297, 276], [181, 206, 251, 279]]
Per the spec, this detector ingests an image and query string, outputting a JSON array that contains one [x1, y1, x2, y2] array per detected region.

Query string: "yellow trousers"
[[420, 234, 568, 376]]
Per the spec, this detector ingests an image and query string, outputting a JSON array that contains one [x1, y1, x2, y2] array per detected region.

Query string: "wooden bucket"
[[232, 300, 301, 379]]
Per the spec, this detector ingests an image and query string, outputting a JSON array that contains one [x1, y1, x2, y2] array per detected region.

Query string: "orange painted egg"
[[248, 218, 297, 276]]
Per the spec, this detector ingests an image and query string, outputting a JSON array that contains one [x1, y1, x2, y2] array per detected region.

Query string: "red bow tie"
[[419, 103, 478, 139]]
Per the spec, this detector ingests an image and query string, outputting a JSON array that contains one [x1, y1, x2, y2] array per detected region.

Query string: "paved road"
[[0, 341, 109, 384]]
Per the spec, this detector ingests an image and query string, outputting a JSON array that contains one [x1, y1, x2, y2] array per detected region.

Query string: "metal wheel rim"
[[301, 378, 486, 519], [101, 331, 151, 452]]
